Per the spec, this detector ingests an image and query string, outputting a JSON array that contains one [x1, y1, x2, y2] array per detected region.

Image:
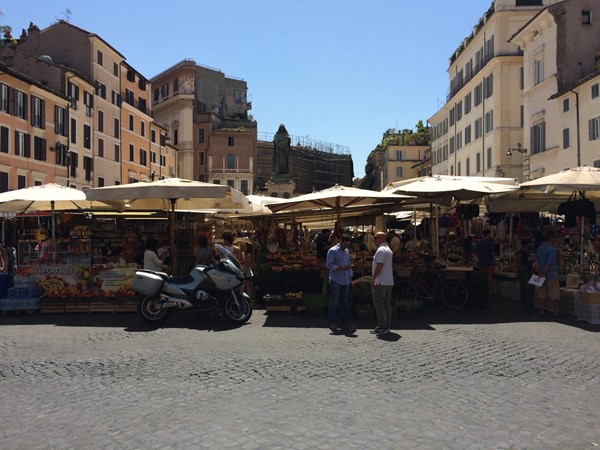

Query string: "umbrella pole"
[[581, 216, 585, 278], [170, 199, 176, 274], [51, 200, 56, 240]]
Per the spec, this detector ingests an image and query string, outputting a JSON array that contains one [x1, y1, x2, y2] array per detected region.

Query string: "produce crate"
[[89, 300, 114, 312], [113, 299, 137, 312], [65, 300, 91, 313], [579, 291, 600, 304], [576, 299, 600, 324], [41, 298, 66, 314]]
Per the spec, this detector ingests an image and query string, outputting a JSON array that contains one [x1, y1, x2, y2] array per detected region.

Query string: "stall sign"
[[93, 264, 136, 295], [16, 265, 92, 296]]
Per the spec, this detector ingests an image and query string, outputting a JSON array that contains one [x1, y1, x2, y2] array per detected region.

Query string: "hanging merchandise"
[[457, 204, 480, 220], [557, 193, 597, 227]]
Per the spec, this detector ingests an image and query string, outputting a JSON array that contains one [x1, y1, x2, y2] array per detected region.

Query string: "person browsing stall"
[[371, 231, 394, 335], [326, 234, 354, 332]]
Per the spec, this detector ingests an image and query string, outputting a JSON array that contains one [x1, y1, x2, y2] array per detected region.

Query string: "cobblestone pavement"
[[0, 297, 599, 449]]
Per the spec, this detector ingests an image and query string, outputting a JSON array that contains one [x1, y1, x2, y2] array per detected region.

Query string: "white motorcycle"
[[132, 244, 252, 325]]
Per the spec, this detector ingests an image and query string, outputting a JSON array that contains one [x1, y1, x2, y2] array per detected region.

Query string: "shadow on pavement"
[[0, 311, 249, 333], [261, 295, 600, 332]]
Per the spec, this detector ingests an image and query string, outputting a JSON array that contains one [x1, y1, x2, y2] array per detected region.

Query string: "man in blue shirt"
[[326, 234, 353, 332], [474, 229, 496, 291], [535, 230, 559, 316]]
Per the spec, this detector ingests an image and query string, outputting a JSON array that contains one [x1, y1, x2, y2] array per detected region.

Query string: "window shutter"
[[23, 93, 28, 120], [0, 126, 8, 153], [590, 119, 595, 140], [24, 133, 31, 158], [541, 122, 545, 151], [40, 100, 45, 129]]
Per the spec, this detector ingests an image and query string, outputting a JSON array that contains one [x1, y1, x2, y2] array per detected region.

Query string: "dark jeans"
[[328, 281, 349, 325]]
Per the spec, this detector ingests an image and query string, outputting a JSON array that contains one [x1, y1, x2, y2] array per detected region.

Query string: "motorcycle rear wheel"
[[139, 295, 170, 324], [222, 293, 252, 325]]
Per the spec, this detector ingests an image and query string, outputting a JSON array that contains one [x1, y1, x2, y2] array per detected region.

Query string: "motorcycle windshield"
[[213, 243, 244, 276]]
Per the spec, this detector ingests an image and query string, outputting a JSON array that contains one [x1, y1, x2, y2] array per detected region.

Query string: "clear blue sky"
[[3, 0, 493, 178]]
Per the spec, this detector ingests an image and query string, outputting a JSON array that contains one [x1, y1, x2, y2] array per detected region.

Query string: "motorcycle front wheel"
[[222, 292, 252, 326], [139, 295, 170, 324]]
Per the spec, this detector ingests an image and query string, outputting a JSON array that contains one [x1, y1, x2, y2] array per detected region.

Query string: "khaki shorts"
[[537, 277, 560, 301]]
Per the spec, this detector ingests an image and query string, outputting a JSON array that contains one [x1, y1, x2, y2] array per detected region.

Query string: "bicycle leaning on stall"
[[394, 268, 469, 309]]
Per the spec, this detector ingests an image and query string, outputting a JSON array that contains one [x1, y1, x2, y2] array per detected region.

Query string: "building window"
[[141, 121, 145, 137], [456, 131, 463, 150], [114, 118, 120, 138], [150, 151, 156, 164], [0, 126, 8, 153], [563, 98, 570, 112], [17, 175, 25, 189], [97, 50, 103, 66], [129, 114, 134, 131], [199, 152, 205, 165], [161, 83, 169, 98], [234, 90, 242, 103], [456, 101, 463, 121], [589, 116, 600, 140], [84, 156, 93, 181], [140, 149, 147, 166], [563, 128, 570, 149], [138, 97, 147, 114], [113, 62, 119, 76], [173, 129, 178, 146], [115, 144, 120, 162], [15, 90, 26, 119], [487, 147, 492, 169], [112, 90, 120, 106], [464, 93, 471, 115], [533, 58, 544, 86], [228, 136, 234, 147], [151, 129, 156, 143], [173, 78, 179, 93], [474, 118, 482, 139], [465, 125, 472, 145], [83, 125, 91, 149], [474, 84, 482, 107], [457, 162, 461, 176], [240, 179, 248, 195], [226, 153, 235, 169], [395, 166, 403, 178], [449, 108, 455, 126], [582, 10, 592, 25], [70, 118, 77, 144], [55, 106, 66, 136], [153, 88, 159, 103], [33, 136, 46, 161], [31, 96, 45, 128], [227, 179, 234, 188], [98, 177, 105, 187], [95, 82, 106, 99], [129, 144, 135, 162], [198, 128, 205, 144], [449, 136, 455, 154], [98, 138, 104, 157], [531, 122, 546, 154], [160, 155, 165, 166], [484, 110, 494, 133], [592, 83, 599, 100], [213, 82, 219, 94], [125, 89, 134, 106], [476, 152, 481, 172], [466, 157, 471, 176], [98, 110, 104, 133], [483, 74, 493, 98], [0, 83, 8, 112], [197, 77, 204, 91], [15, 131, 28, 157], [84, 91, 93, 116]]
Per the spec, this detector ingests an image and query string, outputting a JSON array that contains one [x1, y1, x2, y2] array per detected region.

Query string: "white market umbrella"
[[384, 175, 519, 254], [85, 178, 249, 271], [264, 184, 412, 220], [520, 166, 600, 193], [384, 174, 519, 202], [0, 183, 114, 239]]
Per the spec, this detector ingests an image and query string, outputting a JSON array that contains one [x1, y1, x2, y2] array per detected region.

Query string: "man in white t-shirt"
[[371, 231, 395, 335]]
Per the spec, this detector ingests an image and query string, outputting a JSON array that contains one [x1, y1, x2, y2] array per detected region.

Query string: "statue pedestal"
[[265, 177, 295, 199]]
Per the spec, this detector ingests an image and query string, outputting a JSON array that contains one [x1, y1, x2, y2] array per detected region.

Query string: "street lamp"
[[506, 143, 527, 159]]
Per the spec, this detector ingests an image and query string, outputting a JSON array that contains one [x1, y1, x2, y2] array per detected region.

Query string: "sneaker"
[[370, 327, 383, 334], [328, 322, 339, 331], [376, 328, 389, 335]]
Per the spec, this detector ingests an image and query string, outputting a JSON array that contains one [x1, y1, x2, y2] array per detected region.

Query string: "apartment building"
[[0, 63, 71, 190], [150, 59, 255, 194], [511, 0, 600, 178], [429, 0, 562, 181]]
